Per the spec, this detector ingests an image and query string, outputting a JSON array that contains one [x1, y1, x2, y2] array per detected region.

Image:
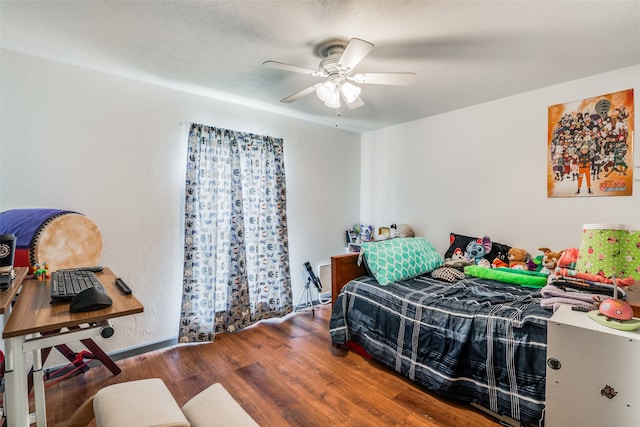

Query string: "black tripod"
[[295, 262, 323, 316], [295, 277, 318, 316]]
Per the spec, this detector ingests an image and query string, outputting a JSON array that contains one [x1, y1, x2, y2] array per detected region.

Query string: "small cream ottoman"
[[66, 378, 259, 427]]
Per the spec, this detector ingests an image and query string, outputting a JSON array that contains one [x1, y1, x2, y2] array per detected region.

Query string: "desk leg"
[[32, 348, 46, 427], [67, 326, 121, 376], [4, 335, 29, 427], [1, 309, 9, 422], [79, 338, 121, 376]]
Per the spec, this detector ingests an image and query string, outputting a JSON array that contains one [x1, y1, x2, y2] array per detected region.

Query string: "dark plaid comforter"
[[329, 274, 551, 424]]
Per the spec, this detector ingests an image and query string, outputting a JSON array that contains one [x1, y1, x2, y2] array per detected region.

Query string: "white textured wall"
[[3, 49, 637, 364], [0, 50, 360, 360], [361, 65, 640, 257]]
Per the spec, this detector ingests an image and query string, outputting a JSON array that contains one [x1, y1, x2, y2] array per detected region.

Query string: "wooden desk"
[[2, 268, 144, 427], [3, 268, 143, 338], [0, 267, 28, 314]]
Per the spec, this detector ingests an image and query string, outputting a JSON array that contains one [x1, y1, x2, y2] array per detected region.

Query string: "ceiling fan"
[[262, 38, 416, 110]]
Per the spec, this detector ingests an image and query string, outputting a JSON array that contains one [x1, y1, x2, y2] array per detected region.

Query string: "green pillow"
[[361, 237, 444, 285]]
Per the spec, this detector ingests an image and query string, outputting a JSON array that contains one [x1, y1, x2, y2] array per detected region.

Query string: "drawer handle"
[[601, 385, 618, 399]]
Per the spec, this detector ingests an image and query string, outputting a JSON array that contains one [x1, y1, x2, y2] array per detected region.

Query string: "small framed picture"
[[359, 224, 374, 242], [346, 229, 359, 244], [378, 227, 391, 240]]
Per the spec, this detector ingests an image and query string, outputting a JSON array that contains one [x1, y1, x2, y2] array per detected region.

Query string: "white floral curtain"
[[179, 123, 292, 343]]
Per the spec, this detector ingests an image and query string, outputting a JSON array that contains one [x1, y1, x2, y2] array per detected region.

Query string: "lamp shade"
[[575, 224, 640, 280], [340, 82, 361, 104], [316, 81, 336, 102], [324, 90, 341, 109]]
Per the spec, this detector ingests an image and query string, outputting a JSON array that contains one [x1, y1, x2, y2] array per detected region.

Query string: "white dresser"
[[545, 305, 640, 426]]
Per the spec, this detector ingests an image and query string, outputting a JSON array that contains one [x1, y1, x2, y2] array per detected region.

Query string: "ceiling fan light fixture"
[[316, 81, 336, 102], [340, 82, 361, 104], [263, 37, 415, 109], [324, 91, 341, 109]]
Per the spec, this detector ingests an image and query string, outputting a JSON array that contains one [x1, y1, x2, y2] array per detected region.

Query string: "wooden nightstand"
[[330, 253, 367, 303], [545, 305, 640, 426]]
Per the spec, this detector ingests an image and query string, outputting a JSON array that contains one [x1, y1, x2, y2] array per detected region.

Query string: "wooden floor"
[[41, 304, 499, 426]]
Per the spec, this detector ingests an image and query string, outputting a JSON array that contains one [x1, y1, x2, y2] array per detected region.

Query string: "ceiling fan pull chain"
[[335, 109, 341, 127]]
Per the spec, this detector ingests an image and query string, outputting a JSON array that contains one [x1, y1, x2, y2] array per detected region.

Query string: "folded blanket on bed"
[[464, 265, 548, 288], [551, 276, 627, 298], [539, 284, 604, 312], [555, 267, 634, 286]]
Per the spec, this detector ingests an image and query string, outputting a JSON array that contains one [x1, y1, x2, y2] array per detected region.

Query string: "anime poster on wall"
[[547, 88, 634, 198]]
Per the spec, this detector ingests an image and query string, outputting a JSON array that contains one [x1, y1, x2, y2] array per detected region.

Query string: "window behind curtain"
[[179, 123, 292, 343]]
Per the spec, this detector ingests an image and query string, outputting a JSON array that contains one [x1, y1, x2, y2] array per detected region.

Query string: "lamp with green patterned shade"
[[576, 224, 640, 330]]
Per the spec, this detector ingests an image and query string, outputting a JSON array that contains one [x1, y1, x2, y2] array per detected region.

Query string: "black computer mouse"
[[70, 287, 113, 312]]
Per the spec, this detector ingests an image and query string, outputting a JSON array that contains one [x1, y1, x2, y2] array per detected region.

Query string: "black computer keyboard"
[[50, 269, 106, 300]]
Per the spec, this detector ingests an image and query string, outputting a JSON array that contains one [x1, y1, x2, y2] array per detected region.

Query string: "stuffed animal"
[[451, 247, 465, 261], [395, 223, 415, 238], [465, 236, 492, 265], [444, 247, 475, 270], [558, 247, 578, 269], [508, 247, 528, 270], [476, 258, 492, 268], [538, 247, 562, 275], [492, 258, 509, 269], [525, 259, 538, 271]]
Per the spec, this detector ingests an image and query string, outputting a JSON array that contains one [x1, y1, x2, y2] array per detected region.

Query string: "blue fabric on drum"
[[0, 209, 76, 248]]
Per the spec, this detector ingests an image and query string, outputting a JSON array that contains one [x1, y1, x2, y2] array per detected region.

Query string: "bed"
[[329, 237, 552, 426]]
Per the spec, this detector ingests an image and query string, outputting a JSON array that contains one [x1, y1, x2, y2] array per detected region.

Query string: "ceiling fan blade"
[[345, 96, 364, 110], [338, 38, 374, 72], [350, 72, 416, 86], [262, 60, 324, 76], [280, 84, 319, 103]]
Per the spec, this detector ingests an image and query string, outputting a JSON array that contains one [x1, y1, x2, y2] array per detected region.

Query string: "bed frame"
[[329, 251, 528, 427]]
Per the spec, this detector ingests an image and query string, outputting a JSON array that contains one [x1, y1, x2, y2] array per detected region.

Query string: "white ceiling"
[[1, 1, 639, 133]]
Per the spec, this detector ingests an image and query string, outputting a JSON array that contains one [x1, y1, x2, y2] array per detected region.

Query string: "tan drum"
[[29, 212, 102, 271]]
